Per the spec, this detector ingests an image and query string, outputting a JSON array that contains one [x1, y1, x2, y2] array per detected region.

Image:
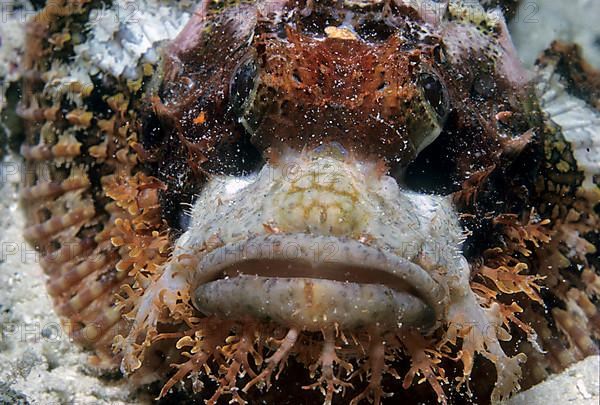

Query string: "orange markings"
[[193, 111, 206, 125]]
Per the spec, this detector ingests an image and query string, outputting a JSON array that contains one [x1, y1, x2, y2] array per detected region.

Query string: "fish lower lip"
[[192, 234, 447, 331]]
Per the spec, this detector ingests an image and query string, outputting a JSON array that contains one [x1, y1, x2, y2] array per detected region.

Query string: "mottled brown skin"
[[147, 0, 530, 226], [230, 27, 444, 159], [15, 0, 600, 404]]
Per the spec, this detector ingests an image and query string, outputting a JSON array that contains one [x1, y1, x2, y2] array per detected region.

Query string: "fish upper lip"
[[192, 233, 448, 322]]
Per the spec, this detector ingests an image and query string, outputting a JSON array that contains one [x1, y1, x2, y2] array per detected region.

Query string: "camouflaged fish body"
[[15, 0, 599, 403]]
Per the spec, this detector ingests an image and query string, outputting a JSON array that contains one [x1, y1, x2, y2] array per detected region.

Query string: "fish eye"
[[229, 59, 258, 116], [419, 73, 448, 120]]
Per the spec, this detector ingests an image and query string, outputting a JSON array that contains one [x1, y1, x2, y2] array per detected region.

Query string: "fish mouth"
[[192, 234, 447, 332]]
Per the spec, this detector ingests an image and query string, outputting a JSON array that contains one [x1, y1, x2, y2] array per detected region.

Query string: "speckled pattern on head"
[[15, 0, 599, 404]]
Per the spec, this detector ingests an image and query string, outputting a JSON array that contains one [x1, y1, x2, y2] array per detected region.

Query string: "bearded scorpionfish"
[[14, 0, 600, 403]]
